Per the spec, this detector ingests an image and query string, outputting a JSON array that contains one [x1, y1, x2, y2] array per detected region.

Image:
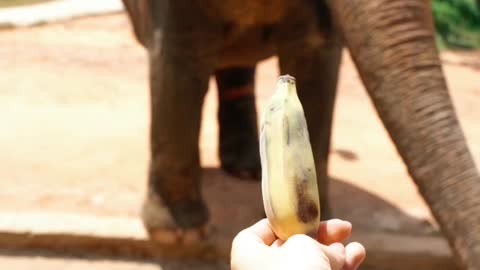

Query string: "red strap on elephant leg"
[[215, 67, 256, 101], [219, 86, 255, 101]]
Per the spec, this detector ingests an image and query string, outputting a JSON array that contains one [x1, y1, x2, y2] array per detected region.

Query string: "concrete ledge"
[[0, 212, 457, 269], [0, 0, 124, 29], [0, 212, 223, 261]]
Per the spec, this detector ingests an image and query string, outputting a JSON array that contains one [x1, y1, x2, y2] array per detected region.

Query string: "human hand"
[[231, 219, 365, 270]]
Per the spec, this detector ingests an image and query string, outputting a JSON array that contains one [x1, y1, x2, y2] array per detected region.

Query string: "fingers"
[[240, 218, 353, 247], [317, 240, 366, 270], [232, 218, 365, 270], [283, 235, 346, 270], [317, 219, 352, 245], [343, 242, 366, 270], [271, 239, 285, 248], [238, 218, 277, 246], [320, 242, 346, 270], [231, 219, 276, 267], [316, 219, 365, 270]]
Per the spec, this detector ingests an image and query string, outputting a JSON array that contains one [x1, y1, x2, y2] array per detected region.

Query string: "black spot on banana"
[[260, 75, 321, 241]]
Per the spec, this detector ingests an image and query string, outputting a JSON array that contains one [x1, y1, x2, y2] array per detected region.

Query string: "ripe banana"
[[259, 75, 320, 241]]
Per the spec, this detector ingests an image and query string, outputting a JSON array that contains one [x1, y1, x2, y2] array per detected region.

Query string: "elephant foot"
[[217, 86, 261, 181], [215, 67, 261, 181], [218, 96, 261, 181], [221, 151, 261, 181], [148, 226, 208, 245], [141, 192, 210, 245]]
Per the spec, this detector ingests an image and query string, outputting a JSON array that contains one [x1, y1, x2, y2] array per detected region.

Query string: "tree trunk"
[[326, 0, 480, 269]]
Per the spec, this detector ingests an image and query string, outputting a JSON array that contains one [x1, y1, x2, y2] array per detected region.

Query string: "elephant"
[[121, 1, 480, 269]]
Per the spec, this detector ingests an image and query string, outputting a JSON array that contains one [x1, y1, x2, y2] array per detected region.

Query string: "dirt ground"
[[0, 12, 479, 268], [0, 250, 229, 270]]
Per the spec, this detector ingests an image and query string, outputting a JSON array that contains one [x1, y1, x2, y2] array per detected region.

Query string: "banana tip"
[[279, 74, 296, 84]]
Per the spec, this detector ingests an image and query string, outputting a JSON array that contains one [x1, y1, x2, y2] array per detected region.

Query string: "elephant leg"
[[122, 0, 153, 48], [277, 37, 343, 221], [215, 66, 261, 180], [141, 2, 222, 243], [328, 0, 480, 269]]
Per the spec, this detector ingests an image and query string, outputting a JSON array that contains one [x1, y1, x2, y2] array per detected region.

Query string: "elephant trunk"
[[327, 0, 480, 269]]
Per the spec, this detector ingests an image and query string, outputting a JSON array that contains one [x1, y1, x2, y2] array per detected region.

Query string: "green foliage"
[[432, 0, 480, 49]]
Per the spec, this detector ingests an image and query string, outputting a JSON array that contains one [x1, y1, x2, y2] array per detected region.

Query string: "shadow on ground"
[[0, 168, 440, 270], [201, 167, 436, 239]]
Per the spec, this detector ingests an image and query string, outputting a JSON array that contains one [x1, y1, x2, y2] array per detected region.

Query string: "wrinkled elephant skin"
[[121, 1, 480, 269]]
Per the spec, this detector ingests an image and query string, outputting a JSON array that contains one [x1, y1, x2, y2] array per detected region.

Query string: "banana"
[[259, 75, 320, 241]]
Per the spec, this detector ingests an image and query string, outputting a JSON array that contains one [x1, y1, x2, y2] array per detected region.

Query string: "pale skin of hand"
[[231, 219, 366, 270]]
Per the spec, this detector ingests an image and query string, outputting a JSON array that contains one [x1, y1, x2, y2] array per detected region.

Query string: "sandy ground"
[[0, 251, 229, 270], [0, 12, 479, 269]]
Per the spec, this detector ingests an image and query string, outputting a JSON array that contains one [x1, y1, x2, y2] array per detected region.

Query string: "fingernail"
[[332, 219, 352, 226], [340, 219, 352, 226]]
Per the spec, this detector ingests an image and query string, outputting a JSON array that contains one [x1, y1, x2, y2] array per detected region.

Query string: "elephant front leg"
[[141, 6, 222, 243], [215, 66, 261, 180], [277, 37, 343, 221]]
